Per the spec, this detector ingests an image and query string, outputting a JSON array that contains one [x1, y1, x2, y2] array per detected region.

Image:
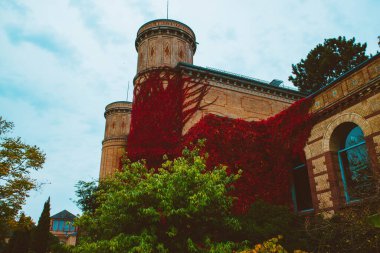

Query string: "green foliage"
[[289, 36, 369, 93], [74, 144, 243, 252], [368, 213, 380, 228], [48, 233, 74, 253], [229, 200, 308, 251], [74, 180, 100, 214], [0, 116, 46, 241], [6, 213, 34, 253], [30, 198, 51, 253]]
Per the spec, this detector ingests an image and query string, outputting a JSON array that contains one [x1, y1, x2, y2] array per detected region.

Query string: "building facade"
[[99, 19, 380, 215], [50, 210, 78, 246]]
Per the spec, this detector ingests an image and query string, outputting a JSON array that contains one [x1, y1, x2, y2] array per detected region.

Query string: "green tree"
[[231, 200, 309, 251], [289, 36, 369, 94], [6, 213, 34, 253], [0, 116, 46, 242], [74, 144, 244, 253], [74, 180, 100, 214], [30, 198, 51, 253]]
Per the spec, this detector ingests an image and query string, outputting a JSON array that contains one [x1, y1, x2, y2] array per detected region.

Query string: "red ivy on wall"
[[183, 98, 313, 213], [127, 68, 313, 213], [127, 68, 210, 168]]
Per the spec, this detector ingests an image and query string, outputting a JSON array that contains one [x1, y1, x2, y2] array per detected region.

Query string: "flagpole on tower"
[[167, 0, 169, 19], [127, 81, 130, 101]]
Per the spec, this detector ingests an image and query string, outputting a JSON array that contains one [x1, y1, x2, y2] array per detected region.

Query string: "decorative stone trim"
[[317, 191, 334, 209], [315, 174, 331, 192], [104, 102, 132, 117], [322, 113, 373, 152], [304, 145, 312, 160], [312, 156, 327, 175], [102, 137, 128, 145], [136, 26, 196, 53]]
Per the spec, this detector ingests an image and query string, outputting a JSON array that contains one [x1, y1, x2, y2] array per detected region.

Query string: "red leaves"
[[183, 98, 313, 213], [127, 68, 210, 168], [127, 67, 313, 214]]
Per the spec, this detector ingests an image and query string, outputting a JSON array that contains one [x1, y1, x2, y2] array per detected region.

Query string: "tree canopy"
[[288, 36, 369, 94], [74, 144, 246, 252], [0, 116, 46, 241], [74, 143, 312, 252], [6, 213, 34, 253]]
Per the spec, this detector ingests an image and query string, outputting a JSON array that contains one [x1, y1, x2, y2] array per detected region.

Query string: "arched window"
[[334, 124, 373, 202]]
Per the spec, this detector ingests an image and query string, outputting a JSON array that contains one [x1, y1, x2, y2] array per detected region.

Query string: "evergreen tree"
[[7, 213, 34, 253], [30, 198, 51, 253], [289, 36, 369, 94]]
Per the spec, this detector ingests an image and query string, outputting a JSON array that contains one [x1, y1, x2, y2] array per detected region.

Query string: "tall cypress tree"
[[30, 197, 51, 253]]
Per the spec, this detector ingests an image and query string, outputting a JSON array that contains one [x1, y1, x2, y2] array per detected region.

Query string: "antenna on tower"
[[127, 81, 130, 101], [166, 0, 169, 19]]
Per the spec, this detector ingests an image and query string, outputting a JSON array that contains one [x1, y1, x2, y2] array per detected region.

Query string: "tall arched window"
[[333, 124, 374, 202]]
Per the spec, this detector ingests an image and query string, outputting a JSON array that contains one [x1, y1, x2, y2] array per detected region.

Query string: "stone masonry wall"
[[305, 56, 380, 216]]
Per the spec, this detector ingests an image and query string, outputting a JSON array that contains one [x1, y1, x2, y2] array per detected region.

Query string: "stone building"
[[99, 19, 380, 216], [50, 210, 77, 246]]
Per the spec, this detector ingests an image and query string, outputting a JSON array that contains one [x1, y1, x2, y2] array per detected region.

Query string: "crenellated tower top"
[[135, 19, 197, 73]]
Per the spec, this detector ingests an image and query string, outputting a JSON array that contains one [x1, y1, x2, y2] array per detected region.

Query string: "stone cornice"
[[207, 79, 298, 103], [135, 22, 196, 53], [132, 66, 302, 103], [177, 64, 304, 102], [104, 101, 132, 118], [137, 19, 196, 38], [102, 137, 128, 145], [313, 77, 380, 120]]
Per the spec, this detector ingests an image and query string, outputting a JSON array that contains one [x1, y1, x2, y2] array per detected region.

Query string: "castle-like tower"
[[135, 19, 197, 73], [99, 101, 132, 178], [99, 19, 304, 178], [99, 18, 380, 215], [99, 20, 197, 178]]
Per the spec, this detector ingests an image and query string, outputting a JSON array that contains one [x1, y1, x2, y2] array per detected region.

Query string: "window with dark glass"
[[291, 163, 313, 212], [337, 126, 373, 202]]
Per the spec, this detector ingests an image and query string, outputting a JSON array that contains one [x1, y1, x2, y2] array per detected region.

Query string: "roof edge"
[[308, 52, 380, 98], [177, 62, 306, 96], [137, 19, 196, 38]]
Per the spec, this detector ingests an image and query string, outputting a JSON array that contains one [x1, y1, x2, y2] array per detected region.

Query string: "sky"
[[0, 0, 379, 221]]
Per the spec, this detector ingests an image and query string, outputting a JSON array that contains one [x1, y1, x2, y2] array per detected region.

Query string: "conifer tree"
[[30, 198, 51, 253], [289, 36, 369, 94]]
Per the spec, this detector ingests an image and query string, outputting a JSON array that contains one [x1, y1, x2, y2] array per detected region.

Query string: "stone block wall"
[[99, 101, 132, 179], [182, 70, 301, 132], [305, 56, 380, 216]]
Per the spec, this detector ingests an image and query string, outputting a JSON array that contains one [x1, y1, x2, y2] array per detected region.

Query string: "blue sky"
[[0, 0, 379, 221]]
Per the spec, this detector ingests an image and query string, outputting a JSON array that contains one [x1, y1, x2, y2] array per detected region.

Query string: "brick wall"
[[305, 56, 380, 215]]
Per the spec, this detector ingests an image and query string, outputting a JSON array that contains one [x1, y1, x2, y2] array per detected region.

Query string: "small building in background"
[[50, 210, 77, 246]]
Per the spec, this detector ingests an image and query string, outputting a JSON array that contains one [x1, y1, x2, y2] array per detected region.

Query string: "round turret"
[[135, 19, 197, 73], [99, 101, 132, 179]]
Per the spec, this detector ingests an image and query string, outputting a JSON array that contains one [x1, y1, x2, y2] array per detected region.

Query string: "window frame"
[[291, 163, 314, 213], [337, 140, 369, 203]]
